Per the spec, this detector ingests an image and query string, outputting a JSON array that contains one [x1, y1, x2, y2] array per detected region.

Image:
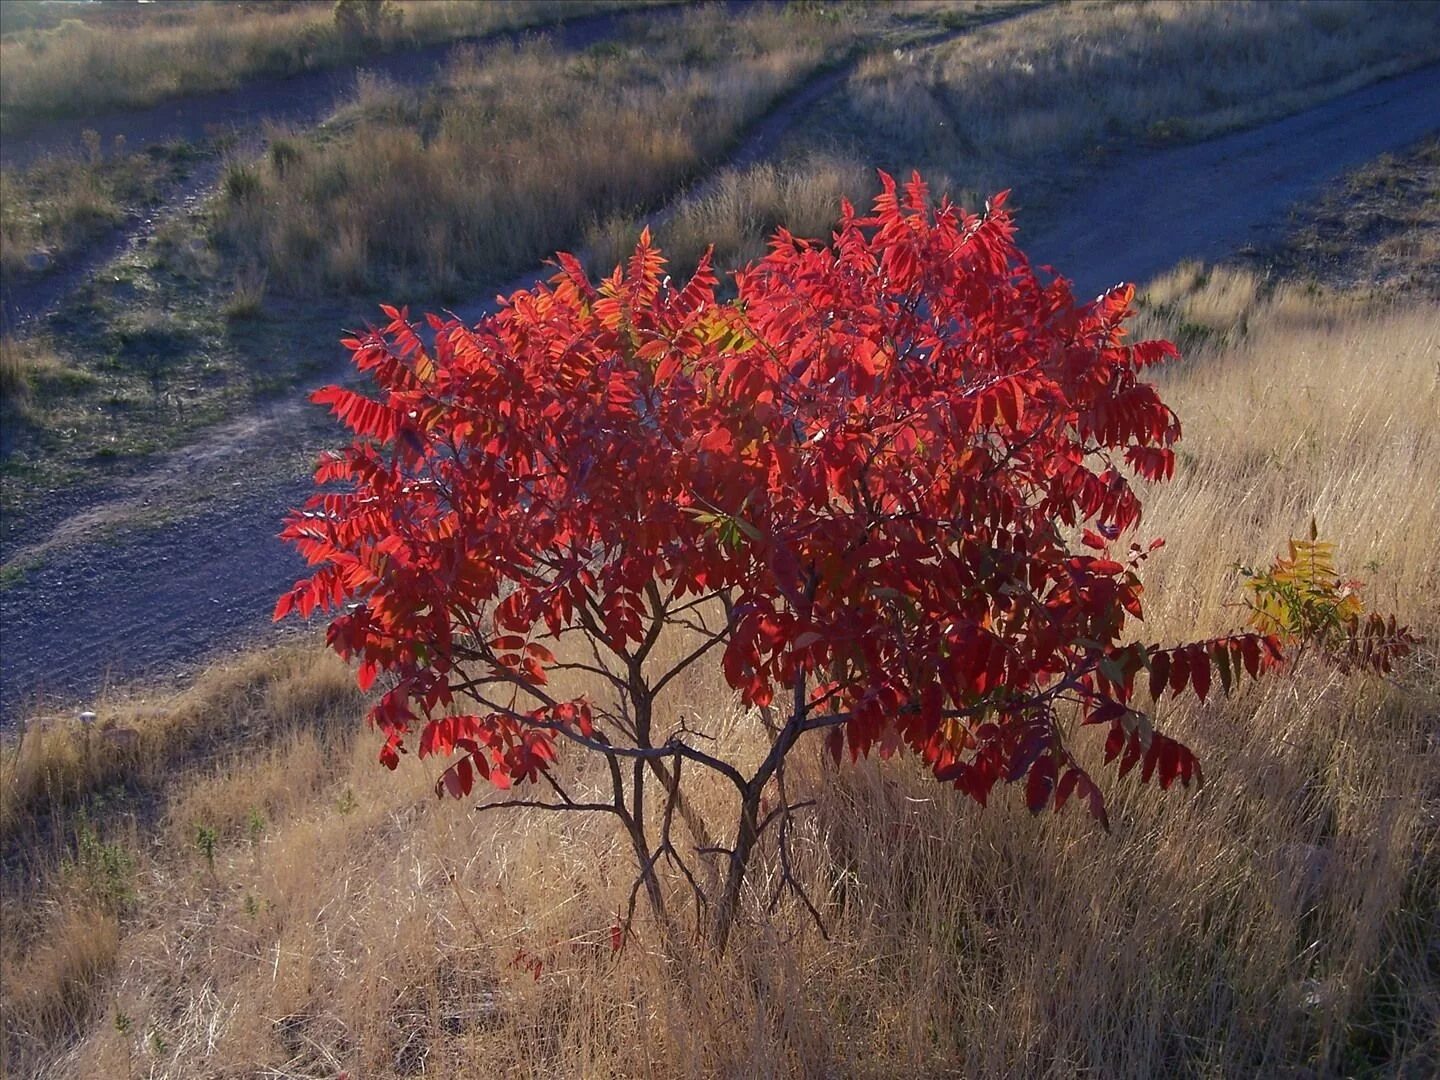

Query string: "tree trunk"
[[711, 795, 761, 954]]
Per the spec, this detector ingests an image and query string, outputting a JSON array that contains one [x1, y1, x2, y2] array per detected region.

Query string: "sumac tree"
[[275, 173, 1403, 951]]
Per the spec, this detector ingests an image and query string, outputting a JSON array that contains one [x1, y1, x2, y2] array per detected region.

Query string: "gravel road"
[[2, 45, 1437, 723]]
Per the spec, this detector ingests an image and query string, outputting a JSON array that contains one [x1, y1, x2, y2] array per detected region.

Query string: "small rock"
[[1296, 975, 1347, 1013], [24, 251, 51, 273]]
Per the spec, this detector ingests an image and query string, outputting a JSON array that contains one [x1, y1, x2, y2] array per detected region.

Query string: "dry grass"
[[0, 644, 360, 847], [0, 335, 39, 409], [222, 262, 269, 322], [210, 4, 862, 299], [0, 335, 76, 418], [2, 272, 1437, 1077], [586, 151, 877, 282], [847, 0, 1440, 167], [0, 643, 363, 1073], [0, 158, 121, 281], [0, 1, 649, 134]]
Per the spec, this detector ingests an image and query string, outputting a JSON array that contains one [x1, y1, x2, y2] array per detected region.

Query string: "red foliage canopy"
[[277, 172, 1282, 828]]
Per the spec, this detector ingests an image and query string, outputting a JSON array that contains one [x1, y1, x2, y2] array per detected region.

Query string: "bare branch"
[[654, 756, 709, 919], [651, 629, 733, 696], [634, 580, 670, 667], [764, 771, 828, 940], [541, 770, 578, 806], [620, 845, 666, 944], [549, 661, 628, 692], [757, 799, 817, 838], [475, 799, 618, 816], [530, 719, 750, 794]]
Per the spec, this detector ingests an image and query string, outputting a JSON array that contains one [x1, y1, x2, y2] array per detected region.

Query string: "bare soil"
[[1236, 135, 1440, 296]]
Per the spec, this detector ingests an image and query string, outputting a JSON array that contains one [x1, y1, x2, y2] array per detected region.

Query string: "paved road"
[[2, 54, 1437, 723]]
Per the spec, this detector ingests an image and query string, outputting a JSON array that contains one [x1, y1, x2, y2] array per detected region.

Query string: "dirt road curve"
[[2, 62, 1437, 723], [0, 2, 1007, 331], [1024, 63, 1440, 300]]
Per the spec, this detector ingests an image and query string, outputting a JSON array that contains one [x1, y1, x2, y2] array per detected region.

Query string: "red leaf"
[[1168, 648, 1190, 697], [439, 755, 474, 800], [1026, 753, 1057, 814], [1103, 723, 1125, 763], [1079, 773, 1110, 830], [1240, 635, 1261, 679], [356, 659, 378, 692], [1148, 650, 1170, 701], [1117, 733, 1142, 778], [1054, 767, 1080, 812], [1189, 645, 1211, 702], [525, 642, 556, 666], [1086, 700, 1128, 727]]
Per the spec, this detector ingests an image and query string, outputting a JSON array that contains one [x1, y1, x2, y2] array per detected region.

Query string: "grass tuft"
[[222, 264, 267, 321]]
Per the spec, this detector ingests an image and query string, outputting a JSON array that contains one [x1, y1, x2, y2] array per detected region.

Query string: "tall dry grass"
[[848, 0, 1440, 167], [0, 1, 645, 133], [586, 151, 876, 280], [212, 4, 860, 298], [2, 271, 1436, 1077], [0, 643, 364, 1073], [0, 645, 361, 849], [0, 335, 75, 421]]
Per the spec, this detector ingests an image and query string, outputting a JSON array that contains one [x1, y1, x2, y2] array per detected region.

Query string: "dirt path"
[[3, 49, 1437, 723], [0, 2, 702, 328], [0, 0, 948, 329], [1023, 63, 1440, 300], [0, 6, 678, 172]]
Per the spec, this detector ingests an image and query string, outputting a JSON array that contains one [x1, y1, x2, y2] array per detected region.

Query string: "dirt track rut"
[[2, 46, 1437, 723]]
